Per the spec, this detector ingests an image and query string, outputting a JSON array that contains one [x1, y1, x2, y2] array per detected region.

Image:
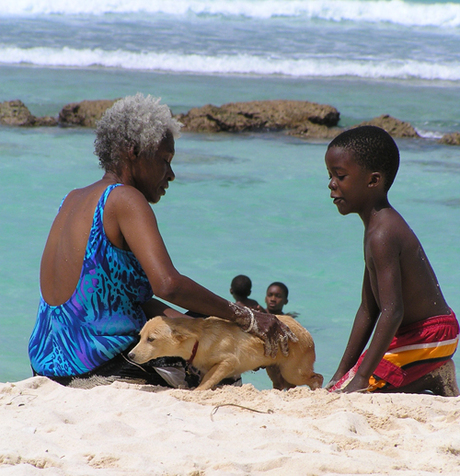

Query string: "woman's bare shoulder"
[[106, 182, 148, 203], [104, 183, 154, 221]]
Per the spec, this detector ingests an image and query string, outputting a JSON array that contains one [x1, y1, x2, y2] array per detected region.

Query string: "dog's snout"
[[128, 351, 135, 360]]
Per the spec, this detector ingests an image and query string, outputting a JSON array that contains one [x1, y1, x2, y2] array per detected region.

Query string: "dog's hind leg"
[[196, 361, 236, 391]]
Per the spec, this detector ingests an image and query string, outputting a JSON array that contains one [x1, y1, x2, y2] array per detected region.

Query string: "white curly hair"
[[94, 93, 182, 171]]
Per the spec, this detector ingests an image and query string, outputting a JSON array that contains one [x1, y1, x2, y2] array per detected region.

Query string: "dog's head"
[[128, 316, 195, 364]]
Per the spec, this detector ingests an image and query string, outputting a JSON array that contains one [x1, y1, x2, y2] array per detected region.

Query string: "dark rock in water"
[[289, 113, 422, 142], [176, 103, 423, 141], [34, 116, 58, 127], [1, 99, 440, 146], [0, 99, 34, 126], [438, 132, 460, 146], [355, 114, 420, 138], [287, 122, 342, 140], [59, 99, 118, 127], [175, 100, 340, 134], [0, 99, 57, 127]]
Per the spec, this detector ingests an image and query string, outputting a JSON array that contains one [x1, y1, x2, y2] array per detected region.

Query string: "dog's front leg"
[[196, 361, 236, 390], [266, 365, 295, 390]]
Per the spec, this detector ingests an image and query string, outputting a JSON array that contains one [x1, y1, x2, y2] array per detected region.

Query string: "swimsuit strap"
[[86, 183, 123, 257], [58, 193, 69, 211], [95, 183, 124, 234]]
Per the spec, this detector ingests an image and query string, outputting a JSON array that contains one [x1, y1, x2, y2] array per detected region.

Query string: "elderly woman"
[[28, 94, 294, 387]]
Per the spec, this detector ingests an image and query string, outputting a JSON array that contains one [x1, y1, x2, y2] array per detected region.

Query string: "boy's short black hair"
[[231, 275, 252, 298], [267, 282, 289, 299], [327, 126, 400, 191]]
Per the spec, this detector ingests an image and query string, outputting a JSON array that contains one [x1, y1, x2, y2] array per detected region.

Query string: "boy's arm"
[[342, 232, 404, 393], [327, 268, 379, 388]]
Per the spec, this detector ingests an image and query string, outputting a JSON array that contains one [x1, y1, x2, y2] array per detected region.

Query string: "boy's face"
[[265, 285, 288, 314], [325, 146, 373, 216]]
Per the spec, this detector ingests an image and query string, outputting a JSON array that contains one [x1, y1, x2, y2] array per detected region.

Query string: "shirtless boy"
[[230, 275, 265, 312], [325, 125, 459, 396], [265, 282, 289, 315]]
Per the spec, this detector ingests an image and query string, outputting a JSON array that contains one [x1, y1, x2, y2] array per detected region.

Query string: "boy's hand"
[[240, 310, 298, 358], [341, 375, 370, 393], [325, 379, 339, 391]]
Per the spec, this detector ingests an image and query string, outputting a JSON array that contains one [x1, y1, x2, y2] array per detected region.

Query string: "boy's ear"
[[368, 172, 382, 188]]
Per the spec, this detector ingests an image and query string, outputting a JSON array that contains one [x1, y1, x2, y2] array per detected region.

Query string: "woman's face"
[[131, 130, 176, 203]]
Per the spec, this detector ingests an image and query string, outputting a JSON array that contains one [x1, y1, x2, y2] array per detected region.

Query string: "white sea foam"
[[1, 0, 460, 27], [2, 46, 460, 81], [416, 129, 444, 139]]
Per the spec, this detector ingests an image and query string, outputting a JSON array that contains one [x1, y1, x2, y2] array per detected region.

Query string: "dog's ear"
[[170, 325, 196, 342], [171, 328, 190, 342]]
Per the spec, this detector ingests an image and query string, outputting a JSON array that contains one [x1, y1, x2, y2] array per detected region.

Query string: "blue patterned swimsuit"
[[29, 184, 153, 377]]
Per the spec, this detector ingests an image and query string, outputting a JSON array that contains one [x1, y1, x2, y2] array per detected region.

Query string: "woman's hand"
[[233, 305, 298, 358]]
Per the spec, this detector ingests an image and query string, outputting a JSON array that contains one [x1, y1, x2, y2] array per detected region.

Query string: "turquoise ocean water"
[[1, 0, 460, 389]]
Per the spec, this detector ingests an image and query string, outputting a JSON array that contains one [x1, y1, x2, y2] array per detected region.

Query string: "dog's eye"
[[147, 336, 155, 343]]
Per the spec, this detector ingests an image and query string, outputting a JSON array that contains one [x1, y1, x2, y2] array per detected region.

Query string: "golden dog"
[[128, 315, 323, 391]]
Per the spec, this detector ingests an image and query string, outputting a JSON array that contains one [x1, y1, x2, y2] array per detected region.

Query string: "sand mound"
[[1, 377, 459, 475]]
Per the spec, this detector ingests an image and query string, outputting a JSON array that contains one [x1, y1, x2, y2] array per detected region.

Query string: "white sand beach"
[[1, 377, 459, 475]]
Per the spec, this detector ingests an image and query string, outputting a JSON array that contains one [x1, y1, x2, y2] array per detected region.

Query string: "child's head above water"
[[230, 275, 253, 299], [327, 125, 400, 192], [265, 282, 289, 315]]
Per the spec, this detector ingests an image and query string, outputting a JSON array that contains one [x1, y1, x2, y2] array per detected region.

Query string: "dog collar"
[[187, 340, 199, 365]]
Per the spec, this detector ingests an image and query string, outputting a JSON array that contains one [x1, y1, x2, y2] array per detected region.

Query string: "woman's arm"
[[108, 185, 296, 356], [141, 298, 185, 319]]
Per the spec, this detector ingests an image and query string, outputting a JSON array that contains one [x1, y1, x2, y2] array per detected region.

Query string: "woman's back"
[[30, 183, 153, 377], [40, 180, 116, 305]]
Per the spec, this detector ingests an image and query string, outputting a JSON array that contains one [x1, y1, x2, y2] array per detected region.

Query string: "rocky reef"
[[355, 114, 420, 138], [1, 98, 458, 145], [175, 100, 340, 135], [437, 132, 460, 146], [0, 100, 57, 127], [0, 99, 117, 129], [58, 99, 118, 128]]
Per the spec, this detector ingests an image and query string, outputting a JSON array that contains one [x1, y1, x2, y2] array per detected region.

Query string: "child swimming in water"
[[230, 275, 265, 312]]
